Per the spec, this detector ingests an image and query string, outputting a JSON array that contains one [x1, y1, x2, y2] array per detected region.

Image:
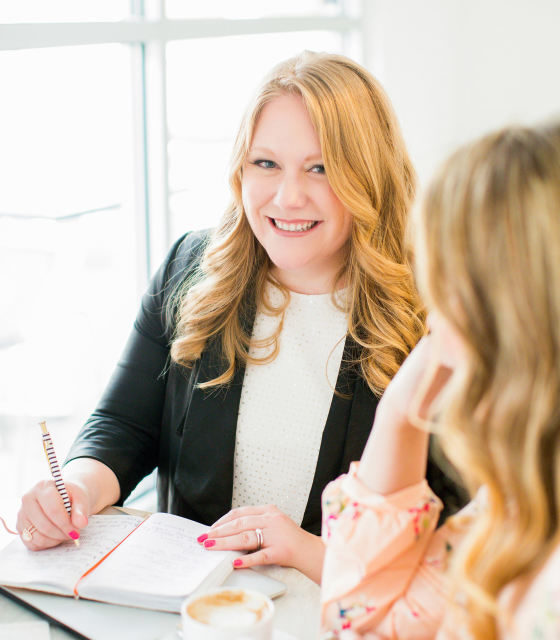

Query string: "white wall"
[[363, 0, 560, 184]]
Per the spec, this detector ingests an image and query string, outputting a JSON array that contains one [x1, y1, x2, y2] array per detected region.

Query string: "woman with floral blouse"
[[321, 122, 560, 640]]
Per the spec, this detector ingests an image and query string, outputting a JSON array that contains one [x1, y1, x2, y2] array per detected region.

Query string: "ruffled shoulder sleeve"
[[321, 462, 460, 639]]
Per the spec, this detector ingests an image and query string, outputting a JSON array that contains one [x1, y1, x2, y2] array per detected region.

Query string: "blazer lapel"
[[173, 338, 245, 524], [173, 298, 256, 525], [301, 337, 379, 534]]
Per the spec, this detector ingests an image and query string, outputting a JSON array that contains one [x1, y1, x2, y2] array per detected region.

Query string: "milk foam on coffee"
[[187, 590, 269, 629]]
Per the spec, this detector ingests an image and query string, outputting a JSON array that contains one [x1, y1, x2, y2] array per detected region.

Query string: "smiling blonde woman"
[[16, 51, 464, 584]]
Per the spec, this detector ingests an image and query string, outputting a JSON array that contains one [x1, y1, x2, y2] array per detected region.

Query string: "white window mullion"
[[0, 16, 361, 51], [141, 0, 171, 274], [130, 41, 151, 292], [143, 38, 171, 274]]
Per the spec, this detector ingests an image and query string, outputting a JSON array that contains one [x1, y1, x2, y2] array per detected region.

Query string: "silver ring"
[[255, 528, 264, 551], [22, 525, 37, 542]]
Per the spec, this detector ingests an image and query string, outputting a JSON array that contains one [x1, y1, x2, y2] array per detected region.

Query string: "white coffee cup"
[[181, 587, 274, 640]]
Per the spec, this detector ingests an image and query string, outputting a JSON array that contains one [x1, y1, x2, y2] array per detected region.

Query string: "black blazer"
[[66, 230, 465, 535]]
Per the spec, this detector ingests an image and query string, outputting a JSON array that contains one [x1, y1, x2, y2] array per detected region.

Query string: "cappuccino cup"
[[181, 587, 274, 640]]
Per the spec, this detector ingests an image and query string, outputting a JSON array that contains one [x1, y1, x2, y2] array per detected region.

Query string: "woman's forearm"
[[294, 531, 325, 584], [357, 335, 453, 497], [357, 407, 430, 496], [64, 458, 121, 514]]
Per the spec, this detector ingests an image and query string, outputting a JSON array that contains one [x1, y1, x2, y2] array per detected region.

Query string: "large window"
[[0, 1, 363, 537]]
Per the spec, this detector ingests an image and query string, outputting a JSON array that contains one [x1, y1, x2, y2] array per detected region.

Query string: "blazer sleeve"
[[64, 230, 209, 503], [320, 463, 471, 639]]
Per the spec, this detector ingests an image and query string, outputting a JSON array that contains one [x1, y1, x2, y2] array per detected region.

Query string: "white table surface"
[[0, 511, 321, 640], [0, 565, 320, 639]]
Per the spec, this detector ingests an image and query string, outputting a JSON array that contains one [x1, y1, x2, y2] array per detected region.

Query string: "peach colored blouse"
[[320, 463, 560, 640]]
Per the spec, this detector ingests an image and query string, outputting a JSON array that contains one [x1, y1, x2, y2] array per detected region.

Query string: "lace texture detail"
[[231, 284, 347, 524]]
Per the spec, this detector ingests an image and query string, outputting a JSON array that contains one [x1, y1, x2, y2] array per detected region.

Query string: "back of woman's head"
[[415, 121, 560, 638]]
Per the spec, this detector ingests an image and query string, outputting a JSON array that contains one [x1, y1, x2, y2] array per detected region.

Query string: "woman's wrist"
[[63, 459, 120, 514], [357, 405, 430, 496], [291, 531, 325, 585]]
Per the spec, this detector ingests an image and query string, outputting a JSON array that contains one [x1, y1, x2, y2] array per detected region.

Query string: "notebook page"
[[79, 512, 237, 600], [0, 515, 143, 595]]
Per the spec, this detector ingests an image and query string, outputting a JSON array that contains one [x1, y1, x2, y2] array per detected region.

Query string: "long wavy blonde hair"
[[414, 122, 560, 639], [171, 51, 424, 393]]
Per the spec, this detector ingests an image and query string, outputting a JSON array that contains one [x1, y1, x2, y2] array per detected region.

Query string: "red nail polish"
[[204, 539, 216, 548], [197, 533, 208, 543], [69, 530, 80, 540], [233, 558, 243, 568]]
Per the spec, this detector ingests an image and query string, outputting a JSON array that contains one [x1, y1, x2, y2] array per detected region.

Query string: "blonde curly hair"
[[414, 121, 560, 639], [171, 51, 424, 394]]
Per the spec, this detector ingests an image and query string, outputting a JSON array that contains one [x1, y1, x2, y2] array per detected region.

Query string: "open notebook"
[[0, 513, 240, 613]]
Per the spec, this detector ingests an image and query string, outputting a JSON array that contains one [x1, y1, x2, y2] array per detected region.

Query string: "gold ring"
[[22, 525, 37, 542], [255, 527, 264, 551]]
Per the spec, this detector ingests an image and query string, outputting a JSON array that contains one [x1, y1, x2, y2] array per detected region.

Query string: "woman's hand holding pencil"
[[17, 478, 90, 550], [15, 424, 121, 551], [15, 421, 90, 551]]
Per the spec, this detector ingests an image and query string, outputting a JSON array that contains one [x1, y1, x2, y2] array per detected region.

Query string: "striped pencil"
[[39, 421, 79, 546]]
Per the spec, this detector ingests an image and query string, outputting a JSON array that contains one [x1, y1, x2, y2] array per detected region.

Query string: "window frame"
[[0, 1, 364, 282]]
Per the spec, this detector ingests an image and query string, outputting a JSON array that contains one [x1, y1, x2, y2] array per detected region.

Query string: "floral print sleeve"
[[512, 543, 560, 640], [527, 591, 560, 640], [321, 462, 463, 640]]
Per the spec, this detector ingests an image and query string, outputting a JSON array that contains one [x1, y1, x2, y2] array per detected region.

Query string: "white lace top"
[[231, 283, 348, 525]]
